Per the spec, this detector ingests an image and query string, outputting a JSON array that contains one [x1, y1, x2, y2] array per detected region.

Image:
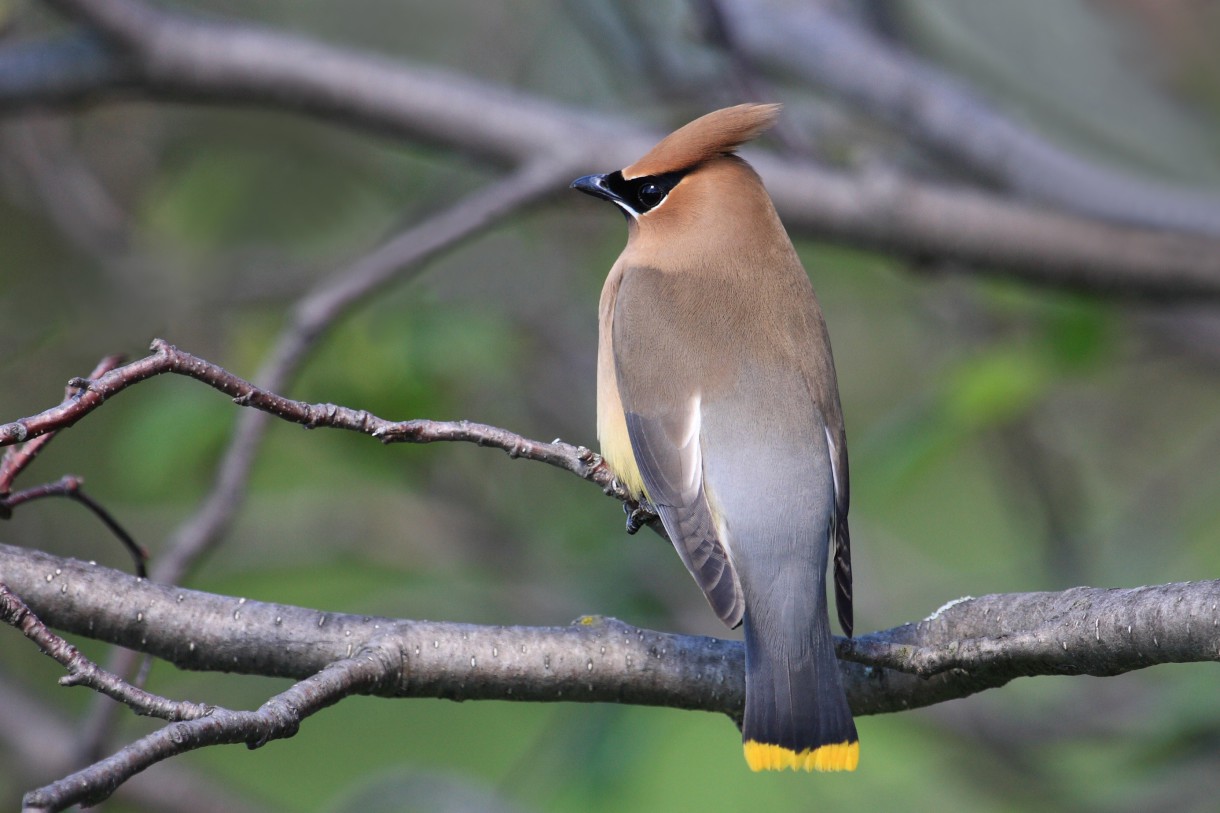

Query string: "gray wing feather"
[[624, 409, 745, 628], [824, 426, 853, 638]]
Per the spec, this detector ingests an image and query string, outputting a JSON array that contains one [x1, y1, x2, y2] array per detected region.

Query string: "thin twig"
[[0, 584, 209, 720], [22, 637, 400, 812], [65, 481, 150, 577], [0, 339, 622, 500], [0, 355, 123, 494], [1, 477, 147, 576], [0, 434, 56, 499]]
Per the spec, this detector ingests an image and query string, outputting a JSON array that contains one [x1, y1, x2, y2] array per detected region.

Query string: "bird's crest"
[[623, 103, 781, 180]]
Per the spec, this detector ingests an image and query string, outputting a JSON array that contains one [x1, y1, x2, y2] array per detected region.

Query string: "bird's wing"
[[612, 267, 745, 628]]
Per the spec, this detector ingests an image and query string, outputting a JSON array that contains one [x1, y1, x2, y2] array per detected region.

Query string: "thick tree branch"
[[3, 8, 1220, 297], [2, 543, 1217, 723]]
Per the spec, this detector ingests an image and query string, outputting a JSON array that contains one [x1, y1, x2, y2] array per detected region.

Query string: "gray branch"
[[3, 542, 1218, 722], [2, 2, 1220, 297]]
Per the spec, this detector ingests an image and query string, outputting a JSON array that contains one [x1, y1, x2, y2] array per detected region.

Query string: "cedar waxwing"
[[571, 104, 858, 772]]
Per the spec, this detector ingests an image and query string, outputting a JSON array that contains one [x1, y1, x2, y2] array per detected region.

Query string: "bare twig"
[[0, 339, 623, 500], [0, 352, 163, 447], [1, 475, 148, 576], [0, 674, 278, 813], [0, 584, 208, 720], [0, 355, 123, 494], [0, 430, 57, 499], [63, 480, 149, 576], [23, 637, 399, 812]]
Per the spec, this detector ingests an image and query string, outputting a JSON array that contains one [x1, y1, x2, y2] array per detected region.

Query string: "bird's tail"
[[740, 592, 858, 772]]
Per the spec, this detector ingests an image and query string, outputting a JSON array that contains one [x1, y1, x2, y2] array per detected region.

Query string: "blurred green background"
[[4, 1, 1220, 811]]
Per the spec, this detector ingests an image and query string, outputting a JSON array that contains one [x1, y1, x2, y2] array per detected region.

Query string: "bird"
[[570, 104, 858, 772]]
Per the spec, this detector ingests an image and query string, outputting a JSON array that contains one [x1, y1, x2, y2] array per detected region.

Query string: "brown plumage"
[[622, 103, 782, 179], [572, 104, 858, 772]]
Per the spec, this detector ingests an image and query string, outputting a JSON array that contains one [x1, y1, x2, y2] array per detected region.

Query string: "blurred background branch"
[[3, 3, 1220, 296], [705, 0, 1220, 234]]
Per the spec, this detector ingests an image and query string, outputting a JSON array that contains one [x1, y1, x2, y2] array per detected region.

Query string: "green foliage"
[[944, 346, 1050, 428]]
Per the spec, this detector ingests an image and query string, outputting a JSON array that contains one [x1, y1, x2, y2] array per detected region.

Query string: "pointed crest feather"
[[622, 103, 781, 179]]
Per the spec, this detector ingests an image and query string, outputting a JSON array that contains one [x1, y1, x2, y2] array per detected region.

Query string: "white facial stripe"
[[609, 195, 672, 219], [610, 199, 642, 218]]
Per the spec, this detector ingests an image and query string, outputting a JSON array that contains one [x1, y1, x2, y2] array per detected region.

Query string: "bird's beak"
[[571, 173, 616, 203]]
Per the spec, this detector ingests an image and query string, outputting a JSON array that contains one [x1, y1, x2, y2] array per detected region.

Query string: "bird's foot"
[[623, 500, 657, 535]]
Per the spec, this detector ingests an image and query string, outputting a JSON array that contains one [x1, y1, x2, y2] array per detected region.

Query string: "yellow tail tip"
[[743, 740, 859, 772]]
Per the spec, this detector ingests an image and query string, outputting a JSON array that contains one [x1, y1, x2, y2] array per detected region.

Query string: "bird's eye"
[[637, 183, 666, 209]]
